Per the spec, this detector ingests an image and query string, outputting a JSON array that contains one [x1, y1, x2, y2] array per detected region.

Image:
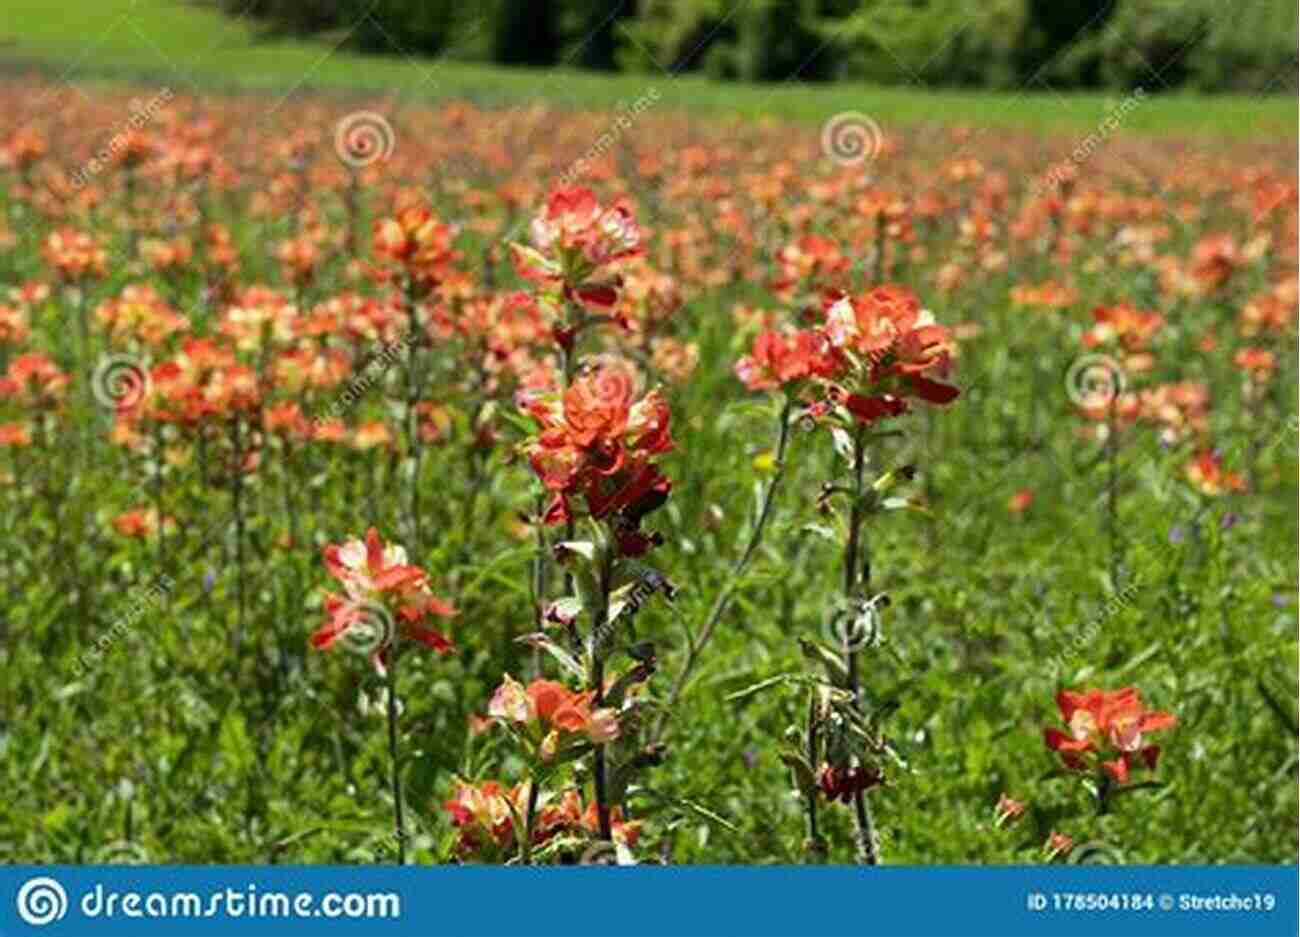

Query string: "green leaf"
[[724, 673, 792, 702], [798, 638, 849, 684], [557, 540, 597, 563], [779, 749, 817, 796], [514, 632, 584, 680], [634, 787, 738, 834]]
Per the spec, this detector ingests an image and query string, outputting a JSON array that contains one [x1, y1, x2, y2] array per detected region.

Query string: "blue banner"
[[1, 866, 1295, 937]]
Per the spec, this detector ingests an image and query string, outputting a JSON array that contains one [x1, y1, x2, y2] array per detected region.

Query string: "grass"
[[0, 8, 1295, 872], [0, 0, 1295, 137]]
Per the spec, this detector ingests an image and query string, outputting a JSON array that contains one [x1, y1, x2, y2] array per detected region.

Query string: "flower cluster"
[[519, 356, 674, 537], [487, 673, 620, 758], [443, 781, 641, 860], [1043, 687, 1176, 785], [735, 282, 959, 424], [816, 761, 882, 805], [0, 353, 69, 406], [311, 527, 456, 670], [510, 185, 643, 318], [372, 202, 460, 295], [1184, 449, 1246, 497]]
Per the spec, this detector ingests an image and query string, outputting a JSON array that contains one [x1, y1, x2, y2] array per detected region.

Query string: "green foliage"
[[2, 0, 1294, 136], [190, 0, 1297, 92]]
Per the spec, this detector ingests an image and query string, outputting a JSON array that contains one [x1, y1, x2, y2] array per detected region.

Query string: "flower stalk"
[[842, 422, 880, 866]]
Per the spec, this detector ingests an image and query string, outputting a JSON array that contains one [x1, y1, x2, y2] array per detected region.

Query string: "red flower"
[[819, 285, 959, 422], [0, 353, 69, 405], [372, 203, 459, 294], [521, 358, 675, 532], [510, 186, 642, 313], [816, 761, 882, 805], [487, 673, 620, 753], [312, 528, 456, 670], [1044, 687, 1176, 784], [1082, 303, 1164, 352], [994, 794, 1026, 826], [1184, 448, 1247, 497], [735, 329, 836, 391], [1008, 489, 1034, 515]]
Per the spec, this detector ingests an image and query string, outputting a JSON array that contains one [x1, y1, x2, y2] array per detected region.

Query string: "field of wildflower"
[[0, 75, 1296, 867]]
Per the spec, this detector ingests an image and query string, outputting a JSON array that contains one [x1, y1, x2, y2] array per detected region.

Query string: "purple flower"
[[741, 749, 757, 771], [1168, 525, 1186, 544], [1219, 512, 1239, 531], [203, 569, 216, 593]]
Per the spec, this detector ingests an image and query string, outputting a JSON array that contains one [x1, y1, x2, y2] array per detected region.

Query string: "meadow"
[[0, 5, 1296, 866]]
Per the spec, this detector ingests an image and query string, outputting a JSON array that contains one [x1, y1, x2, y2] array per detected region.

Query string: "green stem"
[[844, 423, 880, 866], [386, 646, 406, 865], [404, 280, 422, 552], [1107, 394, 1119, 589], [805, 691, 824, 863], [231, 413, 247, 655], [652, 397, 794, 741], [590, 541, 613, 841], [520, 776, 541, 865]]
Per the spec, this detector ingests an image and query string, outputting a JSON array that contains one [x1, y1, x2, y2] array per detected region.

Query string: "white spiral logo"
[[97, 839, 149, 864], [16, 877, 68, 926], [580, 840, 619, 866], [334, 112, 395, 169], [1070, 841, 1124, 864], [92, 353, 150, 411], [820, 112, 884, 167], [822, 594, 886, 652], [340, 600, 396, 656], [1065, 354, 1126, 408]]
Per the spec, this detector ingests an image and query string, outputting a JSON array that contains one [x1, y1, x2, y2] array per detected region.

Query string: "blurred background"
[[204, 0, 1297, 93]]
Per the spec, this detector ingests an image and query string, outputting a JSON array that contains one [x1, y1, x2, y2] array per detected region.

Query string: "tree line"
[[205, 0, 1297, 93]]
